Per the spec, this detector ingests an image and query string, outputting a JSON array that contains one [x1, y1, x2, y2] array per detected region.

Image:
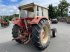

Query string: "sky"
[[0, 0, 70, 16]]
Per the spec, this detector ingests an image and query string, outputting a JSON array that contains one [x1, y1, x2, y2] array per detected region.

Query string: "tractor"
[[12, 3, 56, 50], [0, 19, 9, 27]]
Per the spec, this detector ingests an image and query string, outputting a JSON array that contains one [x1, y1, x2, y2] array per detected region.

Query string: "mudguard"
[[12, 18, 33, 27], [13, 19, 25, 27], [29, 16, 48, 24]]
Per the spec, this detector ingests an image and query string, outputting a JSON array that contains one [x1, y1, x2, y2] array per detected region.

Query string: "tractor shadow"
[[0, 41, 43, 52]]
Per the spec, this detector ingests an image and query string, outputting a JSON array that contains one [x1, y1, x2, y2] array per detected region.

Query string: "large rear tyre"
[[12, 25, 22, 43], [32, 19, 51, 50]]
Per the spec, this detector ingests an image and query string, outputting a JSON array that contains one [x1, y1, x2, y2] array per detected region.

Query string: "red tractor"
[[12, 3, 56, 50], [0, 19, 9, 27]]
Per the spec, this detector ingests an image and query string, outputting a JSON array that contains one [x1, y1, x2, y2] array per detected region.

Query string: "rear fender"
[[13, 19, 25, 27], [29, 16, 48, 24]]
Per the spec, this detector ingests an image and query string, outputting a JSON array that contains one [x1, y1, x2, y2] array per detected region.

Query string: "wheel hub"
[[40, 26, 49, 44]]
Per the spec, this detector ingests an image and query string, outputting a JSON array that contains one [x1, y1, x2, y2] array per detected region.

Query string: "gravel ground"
[[0, 22, 70, 52]]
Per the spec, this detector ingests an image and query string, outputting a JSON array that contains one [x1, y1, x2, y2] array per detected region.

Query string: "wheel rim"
[[40, 25, 49, 45]]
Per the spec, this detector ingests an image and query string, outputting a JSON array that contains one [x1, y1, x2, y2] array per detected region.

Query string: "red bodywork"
[[13, 17, 33, 27], [0, 19, 8, 25], [13, 16, 48, 27]]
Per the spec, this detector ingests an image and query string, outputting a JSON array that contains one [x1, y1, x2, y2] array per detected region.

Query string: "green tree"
[[48, 4, 57, 19], [58, 0, 70, 17], [13, 14, 19, 17], [53, 6, 58, 18], [48, 4, 53, 19]]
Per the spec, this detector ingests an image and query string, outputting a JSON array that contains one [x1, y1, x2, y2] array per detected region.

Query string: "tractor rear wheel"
[[12, 25, 22, 43], [32, 19, 51, 50]]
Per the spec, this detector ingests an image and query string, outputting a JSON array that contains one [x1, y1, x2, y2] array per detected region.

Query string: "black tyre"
[[32, 19, 51, 50], [52, 28, 56, 37], [12, 25, 22, 43]]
